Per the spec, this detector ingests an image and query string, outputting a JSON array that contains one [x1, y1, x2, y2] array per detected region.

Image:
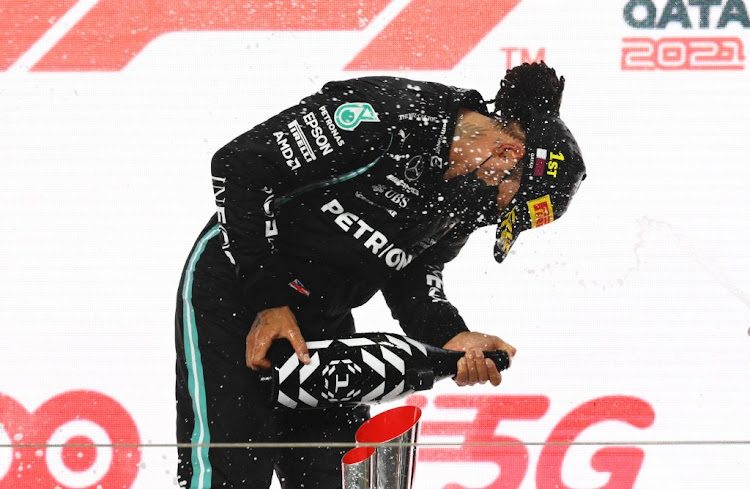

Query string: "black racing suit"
[[175, 77, 490, 488]]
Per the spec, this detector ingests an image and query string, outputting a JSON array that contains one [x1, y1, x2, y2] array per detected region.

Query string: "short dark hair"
[[493, 61, 565, 130]]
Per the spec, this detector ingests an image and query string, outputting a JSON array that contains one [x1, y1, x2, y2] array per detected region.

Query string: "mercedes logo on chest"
[[404, 155, 424, 182]]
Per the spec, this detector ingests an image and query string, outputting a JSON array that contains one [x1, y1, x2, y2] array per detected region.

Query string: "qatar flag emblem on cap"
[[532, 148, 548, 177]]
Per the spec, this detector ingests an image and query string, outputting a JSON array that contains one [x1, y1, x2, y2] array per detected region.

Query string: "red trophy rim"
[[342, 446, 376, 465], [355, 405, 422, 443]]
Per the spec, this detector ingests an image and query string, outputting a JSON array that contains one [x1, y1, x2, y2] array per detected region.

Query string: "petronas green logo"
[[334, 103, 380, 131]]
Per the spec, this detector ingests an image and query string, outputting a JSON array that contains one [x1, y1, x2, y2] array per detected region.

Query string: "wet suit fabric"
[[175, 77, 489, 488]]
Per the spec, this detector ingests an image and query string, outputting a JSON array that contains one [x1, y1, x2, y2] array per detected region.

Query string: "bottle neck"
[[420, 342, 463, 380]]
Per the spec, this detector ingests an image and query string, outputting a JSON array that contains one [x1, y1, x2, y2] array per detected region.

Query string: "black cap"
[[494, 114, 586, 263]]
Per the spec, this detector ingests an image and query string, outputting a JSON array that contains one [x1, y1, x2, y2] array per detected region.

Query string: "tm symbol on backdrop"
[[500, 47, 547, 70]]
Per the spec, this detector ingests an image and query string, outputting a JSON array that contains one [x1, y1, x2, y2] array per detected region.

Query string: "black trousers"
[[175, 222, 368, 488]]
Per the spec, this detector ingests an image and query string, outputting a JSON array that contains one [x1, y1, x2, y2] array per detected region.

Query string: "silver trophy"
[[343, 405, 421, 489]]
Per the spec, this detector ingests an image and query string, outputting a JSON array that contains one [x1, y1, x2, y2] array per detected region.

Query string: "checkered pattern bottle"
[[258, 332, 510, 409]]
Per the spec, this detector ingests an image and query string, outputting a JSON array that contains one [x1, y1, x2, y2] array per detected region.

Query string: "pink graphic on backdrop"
[[345, 0, 523, 70], [536, 396, 655, 489], [0, 0, 79, 70], [406, 394, 655, 489], [1, 0, 523, 71], [0, 391, 141, 489]]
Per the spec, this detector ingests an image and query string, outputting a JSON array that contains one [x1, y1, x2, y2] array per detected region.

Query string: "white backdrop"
[[1, 1, 749, 488]]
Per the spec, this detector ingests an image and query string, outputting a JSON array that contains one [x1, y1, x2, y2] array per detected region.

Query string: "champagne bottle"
[[258, 332, 511, 409]]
